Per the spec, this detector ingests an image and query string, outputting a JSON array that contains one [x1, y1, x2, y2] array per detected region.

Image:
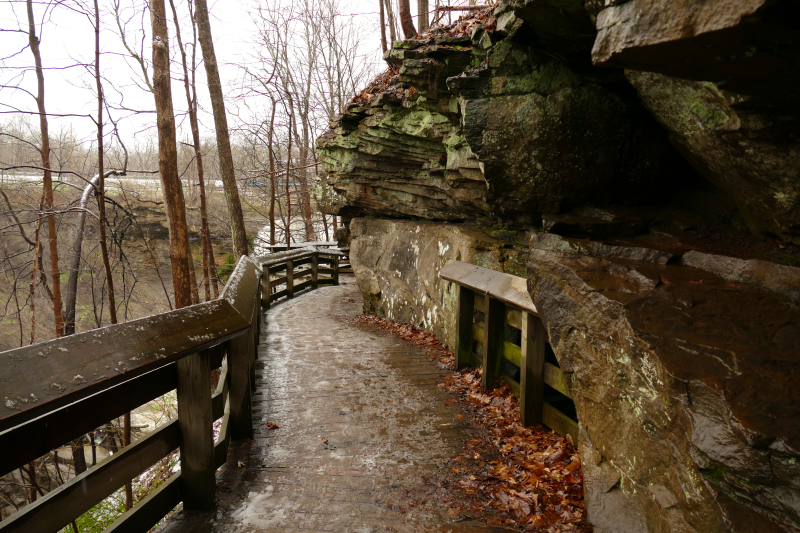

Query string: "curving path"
[[161, 278, 512, 533]]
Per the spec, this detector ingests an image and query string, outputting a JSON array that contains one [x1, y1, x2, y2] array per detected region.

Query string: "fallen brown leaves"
[[344, 313, 591, 532]]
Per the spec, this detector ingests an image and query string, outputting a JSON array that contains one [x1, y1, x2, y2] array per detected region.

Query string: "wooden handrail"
[[439, 260, 578, 443], [0, 299, 248, 434], [260, 249, 342, 309], [0, 251, 346, 532]]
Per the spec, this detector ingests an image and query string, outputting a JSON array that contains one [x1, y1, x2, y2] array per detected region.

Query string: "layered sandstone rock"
[[349, 218, 526, 347], [317, 4, 677, 226], [528, 230, 800, 532]]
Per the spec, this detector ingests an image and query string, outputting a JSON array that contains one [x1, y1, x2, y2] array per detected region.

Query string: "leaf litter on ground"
[[341, 313, 592, 532]]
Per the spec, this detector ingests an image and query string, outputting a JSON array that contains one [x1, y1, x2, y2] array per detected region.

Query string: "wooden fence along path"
[[439, 261, 579, 443], [0, 248, 339, 533], [0, 254, 574, 532]]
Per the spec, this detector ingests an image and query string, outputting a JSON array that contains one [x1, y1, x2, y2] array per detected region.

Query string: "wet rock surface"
[[527, 231, 800, 532], [350, 218, 527, 349], [160, 280, 512, 533]]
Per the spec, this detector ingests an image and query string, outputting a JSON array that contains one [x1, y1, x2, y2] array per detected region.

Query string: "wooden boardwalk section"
[[161, 278, 512, 533]]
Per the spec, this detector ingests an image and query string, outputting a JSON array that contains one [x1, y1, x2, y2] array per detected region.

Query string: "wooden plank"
[[270, 275, 288, 286], [228, 323, 252, 440], [455, 285, 474, 370], [474, 294, 485, 313], [294, 279, 312, 292], [219, 255, 261, 319], [472, 324, 521, 367], [333, 256, 340, 285], [311, 253, 319, 289], [268, 263, 287, 273], [286, 259, 294, 298], [543, 403, 579, 444], [316, 267, 334, 275], [503, 342, 521, 367], [544, 362, 571, 399], [177, 350, 215, 510], [0, 364, 176, 477], [482, 295, 505, 389], [439, 261, 537, 315], [317, 278, 336, 285], [0, 299, 248, 434], [520, 313, 546, 427], [501, 374, 520, 397], [506, 308, 522, 330], [0, 420, 179, 533], [271, 289, 288, 299], [102, 475, 181, 533], [292, 256, 312, 267], [261, 273, 271, 310]]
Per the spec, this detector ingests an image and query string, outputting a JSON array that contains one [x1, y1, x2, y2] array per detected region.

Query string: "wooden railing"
[[440, 261, 579, 443], [0, 248, 343, 533], [260, 248, 342, 308]]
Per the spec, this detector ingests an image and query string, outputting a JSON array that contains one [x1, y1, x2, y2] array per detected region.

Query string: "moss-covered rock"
[[316, 8, 676, 226]]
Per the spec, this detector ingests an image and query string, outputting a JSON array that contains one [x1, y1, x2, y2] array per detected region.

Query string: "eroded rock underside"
[[317, 0, 800, 531]]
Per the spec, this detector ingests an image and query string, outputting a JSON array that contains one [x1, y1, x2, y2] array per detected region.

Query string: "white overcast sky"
[[0, 0, 387, 151]]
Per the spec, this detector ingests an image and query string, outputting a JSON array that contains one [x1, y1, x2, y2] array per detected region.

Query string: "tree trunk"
[[268, 100, 277, 246], [194, 0, 248, 258], [95, 0, 118, 327], [169, 0, 213, 302], [151, 0, 194, 309], [285, 114, 293, 250], [64, 173, 101, 335], [418, 0, 429, 32], [27, 0, 64, 338], [380, 0, 388, 53], [384, 0, 397, 44], [399, 0, 417, 38]]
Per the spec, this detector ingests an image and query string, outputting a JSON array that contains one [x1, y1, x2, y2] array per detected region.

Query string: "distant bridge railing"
[[0, 247, 348, 533], [440, 261, 579, 443]]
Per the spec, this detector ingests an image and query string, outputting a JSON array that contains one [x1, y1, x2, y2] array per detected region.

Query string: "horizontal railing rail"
[[259, 248, 342, 308], [0, 255, 263, 533], [439, 261, 579, 443]]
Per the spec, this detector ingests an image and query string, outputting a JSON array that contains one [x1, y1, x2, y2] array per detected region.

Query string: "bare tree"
[[26, 0, 65, 338], [169, 0, 218, 300], [380, 0, 388, 52], [399, 0, 417, 38], [150, 0, 194, 308], [194, 0, 249, 257], [418, 0, 429, 32]]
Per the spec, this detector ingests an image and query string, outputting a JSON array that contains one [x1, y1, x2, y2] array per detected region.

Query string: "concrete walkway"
[[163, 278, 511, 533]]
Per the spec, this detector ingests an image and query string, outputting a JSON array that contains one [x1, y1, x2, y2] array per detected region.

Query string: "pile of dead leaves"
[[344, 313, 591, 532]]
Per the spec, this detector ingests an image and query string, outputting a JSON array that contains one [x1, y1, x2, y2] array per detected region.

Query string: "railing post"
[[332, 255, 339, 285], [520, 312, 545, 426], [455, 285, 474, 370], [311, 252, 319, 290], [177, 349, 215, 509], [286, 259, 294, 298], [482, 295, 504, 390], [229, 328, 254, 439], [261, 267, 271, 310]]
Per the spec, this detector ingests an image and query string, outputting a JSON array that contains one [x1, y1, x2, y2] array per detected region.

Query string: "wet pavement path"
[[162, 279, 512, 533]]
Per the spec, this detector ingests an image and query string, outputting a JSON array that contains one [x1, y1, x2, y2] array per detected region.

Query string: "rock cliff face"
[[349, 218, 526, 347], [317, 3, 681, 226], [528, 230, 800, 532], [318, 0, 800, 531]]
